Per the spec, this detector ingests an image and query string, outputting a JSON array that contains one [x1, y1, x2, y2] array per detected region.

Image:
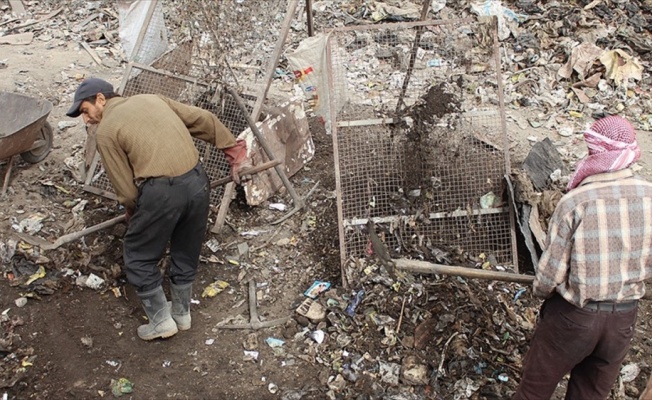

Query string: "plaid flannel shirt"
[[534, 169, 652, 307]]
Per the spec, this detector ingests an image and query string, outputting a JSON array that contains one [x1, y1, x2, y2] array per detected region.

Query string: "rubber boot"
[[137, 286, 178, 340], [170, 282, 192, 330]]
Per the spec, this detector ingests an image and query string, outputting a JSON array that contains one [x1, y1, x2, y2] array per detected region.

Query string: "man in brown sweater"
[[67, 78, 251, 340]]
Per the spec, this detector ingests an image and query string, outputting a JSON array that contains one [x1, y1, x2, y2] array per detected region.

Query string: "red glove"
[[223, 140, 253, 184]]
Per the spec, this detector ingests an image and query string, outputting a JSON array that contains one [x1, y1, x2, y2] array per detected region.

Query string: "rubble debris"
[[522, 137, 568, 191]]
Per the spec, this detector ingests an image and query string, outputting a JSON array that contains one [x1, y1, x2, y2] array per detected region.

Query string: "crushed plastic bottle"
[[345, 290, 365, 317]]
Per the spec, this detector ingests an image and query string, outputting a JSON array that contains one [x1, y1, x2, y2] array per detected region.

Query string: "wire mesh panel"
[[83, 0, 298, 206], [328, 17, 515, 270]]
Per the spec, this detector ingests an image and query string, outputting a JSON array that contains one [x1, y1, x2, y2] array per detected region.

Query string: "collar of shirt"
[[578, 168, 634, 187]]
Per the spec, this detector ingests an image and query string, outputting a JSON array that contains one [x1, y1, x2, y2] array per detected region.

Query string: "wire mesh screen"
[[83, 0, 297, 205], [177, 0, 295, 106], [329, 17, 515, 269]]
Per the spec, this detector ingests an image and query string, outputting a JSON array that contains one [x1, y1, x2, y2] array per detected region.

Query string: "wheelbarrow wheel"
[[20, 121, 53, 164]]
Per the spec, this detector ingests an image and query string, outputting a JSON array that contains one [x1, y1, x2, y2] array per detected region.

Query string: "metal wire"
[[329, 18, 515, 267], [84, 0, 293, 206]]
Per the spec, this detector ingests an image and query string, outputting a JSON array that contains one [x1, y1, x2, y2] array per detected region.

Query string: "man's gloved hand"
[[223, 139, 253, 185], [125, 208, 134, 224]]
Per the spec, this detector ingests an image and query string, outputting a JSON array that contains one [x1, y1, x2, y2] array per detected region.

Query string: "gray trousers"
[[123, 162, 210, 292]]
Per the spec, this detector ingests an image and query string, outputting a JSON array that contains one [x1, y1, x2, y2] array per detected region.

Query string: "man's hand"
[[125, 208, 134, 224], [224, 140, 253, 185]]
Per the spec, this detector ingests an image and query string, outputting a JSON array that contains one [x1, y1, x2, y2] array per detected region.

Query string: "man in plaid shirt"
[[514, 116, 652, 399]]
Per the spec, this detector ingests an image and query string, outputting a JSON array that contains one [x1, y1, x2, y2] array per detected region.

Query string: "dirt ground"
[[2, 7, 652, 400]]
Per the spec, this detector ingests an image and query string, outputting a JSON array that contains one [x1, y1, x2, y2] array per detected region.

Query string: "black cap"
[[66, 78, 114, 118]]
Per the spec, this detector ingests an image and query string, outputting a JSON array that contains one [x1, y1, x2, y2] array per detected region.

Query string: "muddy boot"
[[137, 286, 178, 340], [170, 282, 192, 330]]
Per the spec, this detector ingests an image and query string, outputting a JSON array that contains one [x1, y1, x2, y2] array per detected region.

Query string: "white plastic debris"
[[620, 363, 640, 383], [268, 383, 278, 394], [243, 350, 259, 361], [77, 273, 105, 290], [310, 330, 325, 344], [205, 238, 221, 253], [11, 213, 46, 234], [269, 203, 287, 211]]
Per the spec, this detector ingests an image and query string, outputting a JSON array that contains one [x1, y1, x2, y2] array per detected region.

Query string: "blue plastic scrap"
[[345, 290, 365, 317]]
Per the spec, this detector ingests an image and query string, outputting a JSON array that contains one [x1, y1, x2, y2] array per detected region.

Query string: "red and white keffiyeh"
[[567, 116, 641, 190]]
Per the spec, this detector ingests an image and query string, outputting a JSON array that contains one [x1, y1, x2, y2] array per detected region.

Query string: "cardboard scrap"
[[241, 97, 314, 206], [557, 42, 603, 80], [599, 49, 643, 86], [8, 0, 26, 17], [0, 32, 33, 45]]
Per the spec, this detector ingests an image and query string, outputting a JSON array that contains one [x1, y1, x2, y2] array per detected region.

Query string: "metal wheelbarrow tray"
[[0, 91, 54, 196]]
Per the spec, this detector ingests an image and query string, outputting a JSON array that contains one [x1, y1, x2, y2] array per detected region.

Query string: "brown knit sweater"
[[95, 94, 236, 210]]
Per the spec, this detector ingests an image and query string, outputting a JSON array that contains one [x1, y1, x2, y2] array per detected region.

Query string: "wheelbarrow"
[[0, 91, 54, 196]]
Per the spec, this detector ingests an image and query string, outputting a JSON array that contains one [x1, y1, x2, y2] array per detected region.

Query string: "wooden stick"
[[209, 160, 281, 188], [216, 280, 290, 330], [396, 296, 407, 334], [8, 0, 26, 17], [395, 258, 534, 283], [211, 182, 236, 234], [8, 7, 62, 31], [16, 215, 126, 250], [80, 41, 103, 66], [436, 332, 459, 379], [394, 258, 652, 300], [306, 0, 314, 37], [394, 0, 430, 115]]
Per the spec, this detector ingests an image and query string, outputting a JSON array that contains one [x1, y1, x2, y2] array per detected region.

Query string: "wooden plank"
[[250, 0, 299, 122], [9, 7, 62, 31], [211, 182, 236, 234], [343, 207, 508, 227], [8, 0, 26, 17], [0, 32, 33, 45], [394, 258, 533, 284], [72, 12, 101, 33], [80, 41, 103, 66]]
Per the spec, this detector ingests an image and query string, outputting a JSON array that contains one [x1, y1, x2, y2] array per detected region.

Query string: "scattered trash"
[[309, 330, 325, 344], [265, 337, 285, 348], [344, 290, 365, 317], [620, 363, 640, 383], [268, 383, 278, 394], [268, 203, 287, 211], [57, 120, 78, 130], [201, 280, 229, 298], [110, 378, 133, 397], [81, 336, 93, 348], [25, 266, 46, 285], [243, 350, 259, 362], [11, 213, 46, 234], [205, 238, 221, 253], [14, 297, 27, 307], [303, 280, 331, 299], [205, 339, 215, 346], [295, 298, 326, 322]]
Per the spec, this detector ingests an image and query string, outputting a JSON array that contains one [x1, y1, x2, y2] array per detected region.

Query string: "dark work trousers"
[[513, 293, 637, 400], [123, 162, 210, 293]]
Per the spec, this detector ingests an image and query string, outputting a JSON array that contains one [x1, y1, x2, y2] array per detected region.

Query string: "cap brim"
[[66, 99, 83, 118]]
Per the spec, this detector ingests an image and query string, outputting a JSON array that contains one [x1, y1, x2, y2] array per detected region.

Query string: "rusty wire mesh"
[[328, 17, 516, 270], [84, 0, 296, 206]]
